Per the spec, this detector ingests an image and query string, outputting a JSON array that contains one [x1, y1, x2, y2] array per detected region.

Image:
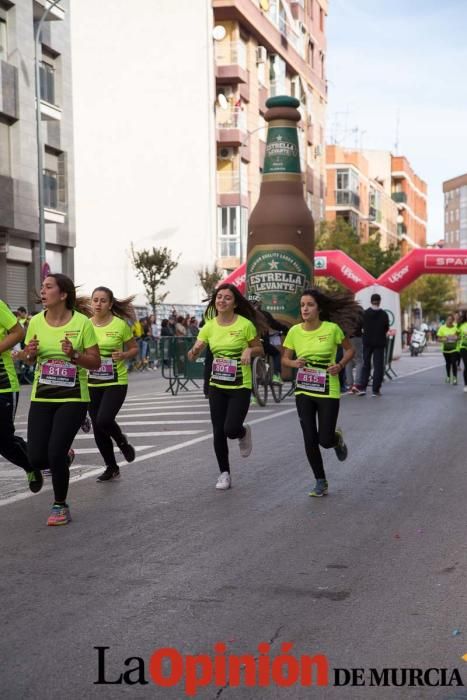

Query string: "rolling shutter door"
[[6, 262, 28, 309]]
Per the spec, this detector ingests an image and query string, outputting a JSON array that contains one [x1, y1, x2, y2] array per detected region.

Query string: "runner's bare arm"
[[188, 340, 207, 362], [0, 322, 24, 354], [281, 348, 306, 369], [328, 337, 355, 376], [112, 337, 138, 361], [241, 337, 264, 365]]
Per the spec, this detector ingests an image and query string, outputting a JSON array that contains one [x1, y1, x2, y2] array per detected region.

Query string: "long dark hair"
[[92, 286, 136, 324], [205, 283, 268, 334], [300, 287, 363, 336], [44, 273, 92, 317], [457, 310, 467, 327]]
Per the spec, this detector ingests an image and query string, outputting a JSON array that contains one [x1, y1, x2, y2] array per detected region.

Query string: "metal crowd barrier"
[[159, 336, 206, 395]]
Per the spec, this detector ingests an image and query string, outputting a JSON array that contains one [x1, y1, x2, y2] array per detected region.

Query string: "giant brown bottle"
[[246, 95, 314, 326]]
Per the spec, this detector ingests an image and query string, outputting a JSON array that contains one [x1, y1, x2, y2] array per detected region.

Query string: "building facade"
[[325, 145, 399, 249], [0, 0, 75, 310], [213, 0, 328, 272], [390, 155, 427, 252], [71, 0, 327, 304], [325, 146, 427, 253], [443, 173, 467, 303]]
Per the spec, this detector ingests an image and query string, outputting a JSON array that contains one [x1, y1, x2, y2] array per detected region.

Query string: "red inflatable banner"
[[376, 248, 467, 292], [221, 251, 376, 294]]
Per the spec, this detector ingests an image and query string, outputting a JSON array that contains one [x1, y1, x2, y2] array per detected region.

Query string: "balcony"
[[216, 106, 247, 146], [391, 191, 407, 204], [335, 190, 360, 208], [33, 0, 65, 21], [215, 41, 248, 84], [217, 170, 248, 207], [397, 223, 407, 237]]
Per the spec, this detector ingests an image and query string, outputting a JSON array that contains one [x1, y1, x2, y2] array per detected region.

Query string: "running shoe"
[[272, 374, 283, 385], [96, 467, 120, 482], [118, 435, 135, 463], [216, 471, 231, 490], [445, 377, 451, 384], [27, 470, 43, 494], [357, 389, 366, 396], [464, 387, 467, 393], [47, 503, 72, 526], [81, 414, 92, 433], [452, 377, 458, 385], [309, 479, 328, 497], [334, 428, 348, 462], [238, 424, 252, 458], [372, 390, 382, 397]]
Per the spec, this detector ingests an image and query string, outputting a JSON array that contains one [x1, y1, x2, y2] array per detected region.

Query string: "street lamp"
[[34, 0, 63, 281]]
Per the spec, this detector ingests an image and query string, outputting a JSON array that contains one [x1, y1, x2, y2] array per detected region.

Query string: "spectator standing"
[[358, 293, 389, 397], [345, 305, 364, 393]]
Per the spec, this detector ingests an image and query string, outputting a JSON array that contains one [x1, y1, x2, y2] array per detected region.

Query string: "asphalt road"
[[1, 350, 467, 700]]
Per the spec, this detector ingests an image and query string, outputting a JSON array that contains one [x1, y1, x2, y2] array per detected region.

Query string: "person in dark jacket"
[[358, 293, 389, 397]]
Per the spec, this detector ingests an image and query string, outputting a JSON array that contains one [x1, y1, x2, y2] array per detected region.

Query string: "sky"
[[326, 0, 467, 243]]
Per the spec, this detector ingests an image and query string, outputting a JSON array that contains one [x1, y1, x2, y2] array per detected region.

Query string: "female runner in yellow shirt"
[[282, 288, 359, 497]]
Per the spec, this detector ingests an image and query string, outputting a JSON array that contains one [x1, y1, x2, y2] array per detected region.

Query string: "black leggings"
[[459, 349, 467, 384], [27, 402, 87, 502], [443, 352, 458, 379], [295, 394, 340, 481], [208, 386, 251, 473], [0, 392, 30, 472], [89, 385, 127, 469]]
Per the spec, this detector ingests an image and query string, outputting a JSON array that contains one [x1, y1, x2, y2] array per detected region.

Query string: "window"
[[307, 41, 315, 68], [319, 7, 324, 31], [269, 54, 286, 96], [336, 168, 358, 193], [218, 207, 240, 258], [43, 169, 58, 209], [0, 17, 6, 58], [40, 61, 55, 105], [0, 118, 10, 176]]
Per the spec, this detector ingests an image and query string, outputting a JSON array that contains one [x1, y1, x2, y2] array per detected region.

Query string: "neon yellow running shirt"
[[198, 315, 257, 389], [0, 299, 20, 393], [283, 321, 345, 399], [437, 324, 458, 353], [457, 322, 467, 350], [25, 310, 98, 402], [88, 316, 133, 387]]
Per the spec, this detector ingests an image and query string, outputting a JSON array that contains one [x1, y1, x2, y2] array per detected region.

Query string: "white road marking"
[[0, 408, 296, 507]]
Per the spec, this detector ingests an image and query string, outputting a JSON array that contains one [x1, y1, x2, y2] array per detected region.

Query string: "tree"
[[401, 275, 457, 321], [130, 244, 180, 315], [316, 219, 401, 280], [197, 265, 223, 300]]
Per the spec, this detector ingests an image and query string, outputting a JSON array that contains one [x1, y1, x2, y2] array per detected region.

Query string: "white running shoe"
[[216, 471, 231, 490], [464, 387, 467, 393], [238, 424, 252, 458]]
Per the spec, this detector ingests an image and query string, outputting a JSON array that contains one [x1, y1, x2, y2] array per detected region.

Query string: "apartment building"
[[213, 0, 328, 271], [391, 155, 427, 252], [325, 145, 399, 249], [325, 146, 427, 252], [443, 173, 467, 303], [0, 0, 75, 310]]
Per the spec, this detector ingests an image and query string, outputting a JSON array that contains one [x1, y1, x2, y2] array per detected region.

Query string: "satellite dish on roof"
[[212, 25, 226, 41], [217, 93, 229, 110]]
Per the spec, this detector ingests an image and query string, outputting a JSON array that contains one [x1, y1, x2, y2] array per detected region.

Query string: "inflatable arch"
[[221, 248, 467, 361]]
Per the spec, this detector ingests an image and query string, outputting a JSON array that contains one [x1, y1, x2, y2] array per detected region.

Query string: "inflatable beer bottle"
[[246, 95, 314, 326]]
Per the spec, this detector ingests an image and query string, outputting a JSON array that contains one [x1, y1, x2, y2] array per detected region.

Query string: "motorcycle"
[[409, 329, 427, 356]]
